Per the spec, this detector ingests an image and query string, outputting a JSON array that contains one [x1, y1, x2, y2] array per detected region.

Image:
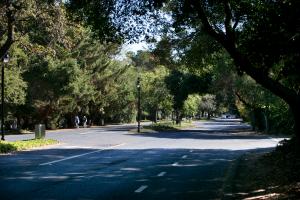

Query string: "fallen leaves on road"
[[228, 138, 300, 199]]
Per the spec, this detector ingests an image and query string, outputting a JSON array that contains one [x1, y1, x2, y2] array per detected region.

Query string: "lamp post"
[[1, 53, 9, 141], [137, 77, 141, 133]]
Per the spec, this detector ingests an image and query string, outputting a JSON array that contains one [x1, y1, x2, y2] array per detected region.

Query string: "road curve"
[[0, 119, 285, 200]]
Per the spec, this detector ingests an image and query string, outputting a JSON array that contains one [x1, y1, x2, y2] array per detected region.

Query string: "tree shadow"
[[127, 129, 272, 140], [125, 120, 283, 141], [0, 147, 274, 200]]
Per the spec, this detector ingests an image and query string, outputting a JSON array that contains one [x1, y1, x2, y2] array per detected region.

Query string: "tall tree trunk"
[[195, 3, 300, 143], [175, 110, 181, 125], [154, 109, 157, 123], [0, 1, 14, 59], [263, 112, 269, 133], [225, 44, 300, 140], [289, 100, 300, 148]]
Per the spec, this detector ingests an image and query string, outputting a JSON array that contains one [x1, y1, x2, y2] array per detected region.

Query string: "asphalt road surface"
[[0, 120, 285, 200]]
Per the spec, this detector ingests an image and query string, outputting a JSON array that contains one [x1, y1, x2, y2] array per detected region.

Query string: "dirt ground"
[[224, 139, 300, 200]]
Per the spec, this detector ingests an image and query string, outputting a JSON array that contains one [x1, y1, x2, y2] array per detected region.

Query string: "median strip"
[[40, 143, 125, 166]]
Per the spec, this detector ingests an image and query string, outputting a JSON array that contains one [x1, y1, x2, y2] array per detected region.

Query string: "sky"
[[116, 41, 151, 60]]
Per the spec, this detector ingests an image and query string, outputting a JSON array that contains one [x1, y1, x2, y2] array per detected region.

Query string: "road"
[[0, 120, 285, 200]]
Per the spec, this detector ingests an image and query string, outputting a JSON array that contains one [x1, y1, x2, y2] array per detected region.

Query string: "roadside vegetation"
[[227, 139, 300, 199], [1, 1, 297, 137], [1, 0, 299, 196], [143, 120, 193, 132], [0, 139, 58, 154]]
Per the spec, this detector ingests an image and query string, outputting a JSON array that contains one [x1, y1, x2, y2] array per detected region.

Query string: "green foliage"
[[0, 139, 58, 154], [183, 94, 201, 117], [66, 0, 122, 43], [131, 50, 157, 70], [2, 0, 296, 137], [146, 123, 177, 132], [0, 141, 16, 153], [145, 121, 192, 132], [235, 75, 294, 134], [103, 66, 137, 123], [165, 70, 211, 110], [140, 65, 173, 121], [96, 0, 300, 136], [183, 94, 217, 119], [0, 3, 140, 129], [198, 94, 216, 117], [1, 67, 27, 105]]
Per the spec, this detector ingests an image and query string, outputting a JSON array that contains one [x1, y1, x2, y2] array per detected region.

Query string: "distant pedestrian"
[[11, 118, 18, 130], [75, 115, 80, 128], [83, 116, 87, 128]]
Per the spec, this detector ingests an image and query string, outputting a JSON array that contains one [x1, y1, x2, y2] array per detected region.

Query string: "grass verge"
[[225, 139, 300, 199], [143, 121, 193, 132], [0, 139, 58, 154]]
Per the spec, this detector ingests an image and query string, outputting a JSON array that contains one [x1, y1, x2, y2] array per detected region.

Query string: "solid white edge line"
[[134, 185, 148, 193], [39, 143, 125, 166]]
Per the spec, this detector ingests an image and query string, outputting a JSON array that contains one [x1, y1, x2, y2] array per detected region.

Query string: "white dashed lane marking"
[[134, 185, 148, 193], [157, 172, 166, 177], [79, 132, 94, 135], [40, 143, 125, 166]]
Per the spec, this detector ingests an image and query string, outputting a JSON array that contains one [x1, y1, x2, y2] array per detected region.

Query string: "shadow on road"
[[127, 131, 270, 140], [126, 120, 268, 140], [0, 147, 274, 200]]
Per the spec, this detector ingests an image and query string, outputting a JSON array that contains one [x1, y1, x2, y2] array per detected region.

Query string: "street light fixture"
[[1, 53, 9, 141], [137, 77, 141, 133]]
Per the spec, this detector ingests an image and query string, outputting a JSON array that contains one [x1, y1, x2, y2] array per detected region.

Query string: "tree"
[[159, 0, 300, 142], [65, 0, 122, 43], [165, 70, 211, 124], [183, 94, 201, 119], [67, 1, 300, 140], [234, 74, 294, 134], [0, 0, 68, 59], [99, 0, 299, 141], [74, 39, 135, 124], [0, 45, 27, 128], [141, 65, 173, 122], [198, 94, 217, 119]]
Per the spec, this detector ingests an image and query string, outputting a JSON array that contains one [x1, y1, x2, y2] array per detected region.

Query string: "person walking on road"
[[83, 116, 87, 128], [75, 115, 80, 128]]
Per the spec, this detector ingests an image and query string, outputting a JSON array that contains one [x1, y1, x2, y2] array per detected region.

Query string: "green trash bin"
[[35, 124, 45, 139]]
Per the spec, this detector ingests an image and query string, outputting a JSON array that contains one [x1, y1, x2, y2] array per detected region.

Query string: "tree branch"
[[193, 1, 226, 45], [0, 1, 15, 59], [192, 1, 299, 107], [235, 91, 254, 108], [227, 46, 298, 105], [224, 0, 234, 41], [232, 15, 240, 30]]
